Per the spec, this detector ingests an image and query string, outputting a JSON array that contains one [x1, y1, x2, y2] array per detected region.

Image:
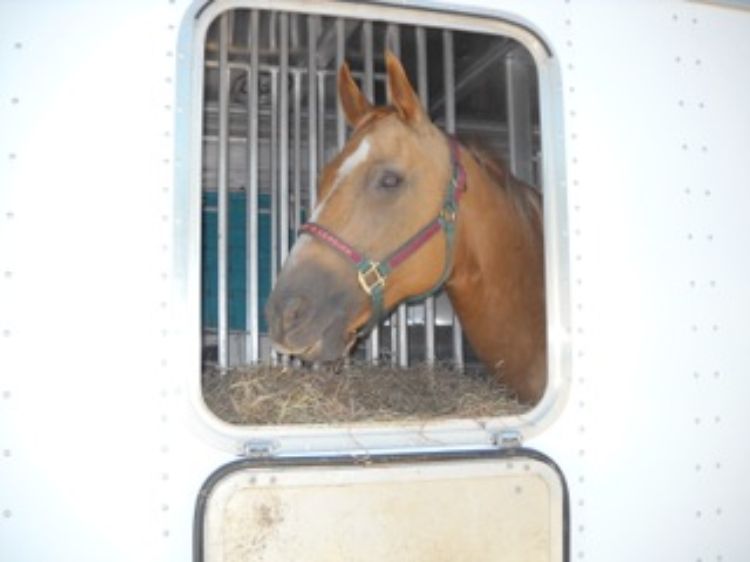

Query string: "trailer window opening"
[[198, 8, 546, 424]]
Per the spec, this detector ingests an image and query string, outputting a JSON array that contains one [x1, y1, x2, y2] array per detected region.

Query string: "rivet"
[[14, 42, 22, 49]]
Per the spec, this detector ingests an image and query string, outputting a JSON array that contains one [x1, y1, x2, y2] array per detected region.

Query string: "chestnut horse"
[[266, 52, 546, 404]]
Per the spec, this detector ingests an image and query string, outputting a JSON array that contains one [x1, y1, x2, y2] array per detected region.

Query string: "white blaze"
[[310, 138, 371, 221], [285, 137, 371, 269]]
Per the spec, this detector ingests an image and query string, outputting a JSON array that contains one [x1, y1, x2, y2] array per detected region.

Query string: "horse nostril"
[[282, 296, 310, 329]]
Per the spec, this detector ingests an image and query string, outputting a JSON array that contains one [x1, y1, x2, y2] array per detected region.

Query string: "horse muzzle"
[[266, 261, 362, 362]]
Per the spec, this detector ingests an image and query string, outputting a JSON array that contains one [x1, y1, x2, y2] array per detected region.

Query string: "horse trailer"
[[1, 1, 749, 561]]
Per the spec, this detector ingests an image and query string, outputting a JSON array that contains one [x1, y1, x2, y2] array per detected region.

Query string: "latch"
[[242, 439, 278, 458], [492, 430, 523, 449]]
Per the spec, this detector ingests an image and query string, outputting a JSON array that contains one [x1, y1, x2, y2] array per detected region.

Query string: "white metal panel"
[[0, 1, 232, 561], [0, 1, 749, 562], [529, 2, 750, 562]]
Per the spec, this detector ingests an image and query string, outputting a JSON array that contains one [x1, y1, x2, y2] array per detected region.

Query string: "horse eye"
[[378, 170, 403, 190]]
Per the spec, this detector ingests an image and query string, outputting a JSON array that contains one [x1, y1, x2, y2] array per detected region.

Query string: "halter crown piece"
[[299, 136, 466, 335]]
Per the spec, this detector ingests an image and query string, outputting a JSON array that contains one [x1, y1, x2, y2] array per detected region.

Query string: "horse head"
[[266, 52, 459, 362]]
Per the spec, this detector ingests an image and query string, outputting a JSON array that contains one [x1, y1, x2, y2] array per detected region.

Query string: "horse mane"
[[461, 138, 543, 236]]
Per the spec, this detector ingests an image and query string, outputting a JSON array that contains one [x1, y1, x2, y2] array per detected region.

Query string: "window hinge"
[[242, 439, 278, 458], [492, 430, 523, 449]]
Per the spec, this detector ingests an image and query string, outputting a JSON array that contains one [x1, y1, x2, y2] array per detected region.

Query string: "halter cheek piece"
[[299, 137, 466, 335]]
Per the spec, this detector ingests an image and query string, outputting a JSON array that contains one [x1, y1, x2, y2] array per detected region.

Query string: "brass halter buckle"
[[357, 261, 386, 296]]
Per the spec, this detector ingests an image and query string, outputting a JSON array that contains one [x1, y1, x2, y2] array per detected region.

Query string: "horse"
[[266, 51, 547, 404]]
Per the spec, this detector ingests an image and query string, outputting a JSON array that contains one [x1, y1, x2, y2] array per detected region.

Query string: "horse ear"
[[385, 50, 425, 125], [338, 61, 372, 128]]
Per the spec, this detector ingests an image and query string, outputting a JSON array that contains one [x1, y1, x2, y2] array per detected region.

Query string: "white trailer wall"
[[1, 1, 749, 561]]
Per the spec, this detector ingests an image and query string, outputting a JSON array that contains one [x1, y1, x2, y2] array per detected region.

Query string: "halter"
[[299, 137, 466, 335]]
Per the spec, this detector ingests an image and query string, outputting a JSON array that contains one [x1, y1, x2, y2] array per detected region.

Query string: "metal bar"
[[362, 22, 374, 100], [317, 69, 326, 176], [335, 18, 347, 150], [279, 14, 290, 264], [270, 69, 279, 283], [246, 9, 260, 364], [416, 26, 436, 367], [278, 15, 291, 367], [217, 13, 230, 371], [269, 67, 279, 366], [293, 71, 302, 234], [307, 16, 319, 211], [361, 20, 378, 364], [505, 48, 535, 184], [443, 29, 464, 370]]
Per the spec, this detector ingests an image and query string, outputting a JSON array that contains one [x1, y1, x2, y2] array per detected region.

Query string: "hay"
[[203, 362, 528, 425]]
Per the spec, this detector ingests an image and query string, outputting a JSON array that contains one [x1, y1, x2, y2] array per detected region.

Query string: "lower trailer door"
[[196, 450, 568, 562]]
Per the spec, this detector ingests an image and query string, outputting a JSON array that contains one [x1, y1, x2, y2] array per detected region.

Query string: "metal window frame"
[[175, 0, 571, 453]]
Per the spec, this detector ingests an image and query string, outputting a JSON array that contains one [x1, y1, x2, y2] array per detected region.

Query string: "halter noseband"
[[299, 137, 466, 334]]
